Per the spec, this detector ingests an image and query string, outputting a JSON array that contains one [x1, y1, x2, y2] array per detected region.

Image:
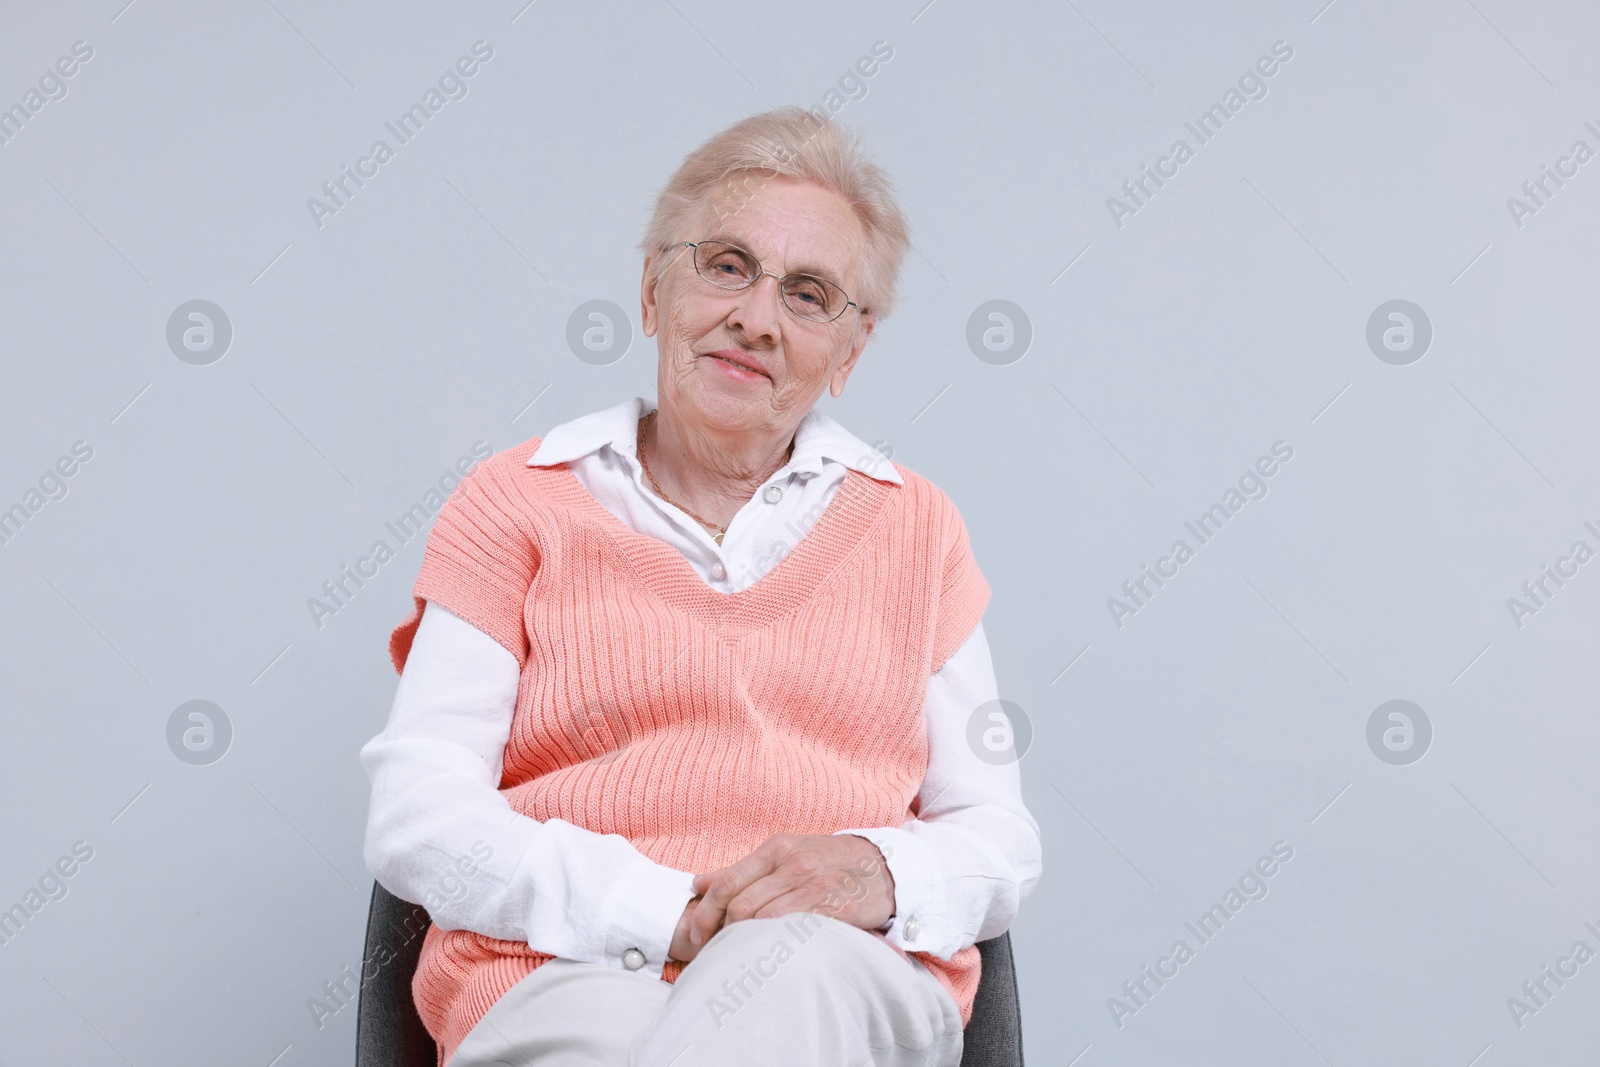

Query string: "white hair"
[[639, 106, 912, 319]]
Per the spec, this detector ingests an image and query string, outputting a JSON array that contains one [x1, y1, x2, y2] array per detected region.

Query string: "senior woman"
[[361, 106, 1042, 1067]]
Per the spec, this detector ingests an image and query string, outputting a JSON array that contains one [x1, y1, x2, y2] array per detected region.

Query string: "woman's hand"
[[684, 832, 895, 951]]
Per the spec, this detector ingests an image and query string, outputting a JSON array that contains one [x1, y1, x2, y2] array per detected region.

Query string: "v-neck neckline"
[[530, 443, 899, 628]]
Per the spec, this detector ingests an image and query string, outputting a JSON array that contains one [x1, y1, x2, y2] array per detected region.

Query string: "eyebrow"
[[703, 232, 846, 289]]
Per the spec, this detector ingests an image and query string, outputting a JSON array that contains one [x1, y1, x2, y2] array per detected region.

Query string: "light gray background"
[[2, 1, 1597, 1064]]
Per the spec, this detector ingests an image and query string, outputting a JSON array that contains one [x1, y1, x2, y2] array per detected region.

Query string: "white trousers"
[[449, 913, 964, 1067]]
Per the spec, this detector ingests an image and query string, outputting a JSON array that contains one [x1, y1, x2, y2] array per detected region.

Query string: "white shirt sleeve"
[[834, 619, 1044, 960], [359, 599, 697, 979]]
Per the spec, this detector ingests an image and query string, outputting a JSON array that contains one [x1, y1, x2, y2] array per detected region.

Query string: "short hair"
[[638, 106, 911, 320]]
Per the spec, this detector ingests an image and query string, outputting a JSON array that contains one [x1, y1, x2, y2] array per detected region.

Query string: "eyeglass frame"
[[675, 240, 864, 324]]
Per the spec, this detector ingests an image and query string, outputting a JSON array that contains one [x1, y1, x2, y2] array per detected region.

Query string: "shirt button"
[[622, 948, 646, 970], [903, 917, 919, 942], [709, 560, 727, 581], [762, 484, 783, 504]]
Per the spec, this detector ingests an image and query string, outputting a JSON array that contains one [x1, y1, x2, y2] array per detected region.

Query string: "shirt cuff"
[[595, 861, 698, 979], [832, 826, 955, 958]]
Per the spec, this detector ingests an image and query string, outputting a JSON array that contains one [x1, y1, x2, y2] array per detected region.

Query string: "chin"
[[682, 380, 767, 426]]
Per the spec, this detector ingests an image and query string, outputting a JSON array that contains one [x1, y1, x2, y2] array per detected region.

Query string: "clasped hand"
[[667, 832, 895, 965]]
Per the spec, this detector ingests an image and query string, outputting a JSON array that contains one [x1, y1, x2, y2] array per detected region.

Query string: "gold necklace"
[[636, 410, 728, 545]]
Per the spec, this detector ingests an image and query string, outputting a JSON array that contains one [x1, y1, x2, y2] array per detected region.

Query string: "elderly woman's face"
[[641, 174, 874, 439]]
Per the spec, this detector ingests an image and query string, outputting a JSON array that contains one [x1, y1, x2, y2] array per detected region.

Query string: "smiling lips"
[[703, 349, 769, 380]]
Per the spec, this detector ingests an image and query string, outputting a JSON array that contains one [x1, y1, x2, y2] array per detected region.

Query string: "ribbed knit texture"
[[387, 435, 991, 1067]]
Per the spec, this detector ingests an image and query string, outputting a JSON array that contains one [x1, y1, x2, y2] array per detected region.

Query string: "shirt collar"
[[527, 395, 903, 486]]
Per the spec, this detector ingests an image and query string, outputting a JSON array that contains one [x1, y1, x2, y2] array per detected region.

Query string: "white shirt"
[[360, 396, 1042, 980]]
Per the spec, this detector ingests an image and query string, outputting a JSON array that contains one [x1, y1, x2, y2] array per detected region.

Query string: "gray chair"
[[356, 881, 1024, 1066]]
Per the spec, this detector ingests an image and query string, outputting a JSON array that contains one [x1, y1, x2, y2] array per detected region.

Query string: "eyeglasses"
[[677, 240, 861, 324]]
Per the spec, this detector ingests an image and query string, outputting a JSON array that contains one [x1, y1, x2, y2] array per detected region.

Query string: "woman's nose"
[[728, 273, 784, 339]]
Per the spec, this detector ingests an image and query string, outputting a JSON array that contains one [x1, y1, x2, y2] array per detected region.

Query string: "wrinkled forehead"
[[695, 173, 864, 289]]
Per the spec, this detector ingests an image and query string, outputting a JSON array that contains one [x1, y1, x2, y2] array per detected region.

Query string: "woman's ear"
[[829, 312, 875, 397], [640, 253, 661, 337]]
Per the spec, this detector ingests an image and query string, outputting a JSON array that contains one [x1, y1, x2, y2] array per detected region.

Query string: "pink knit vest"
[[387, 435, 991, 1064]]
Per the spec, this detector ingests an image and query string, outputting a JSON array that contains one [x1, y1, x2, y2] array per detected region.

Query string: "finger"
[[691, 841, 787, 944], [670, 923, 699, 964], [715, 870, 799, 926], [700, 844, 782, 914], [688, 868, 728, 944], [749, 886, 858, 928], [721, 848, 881, 929], [690, 862, 759, 944], [672, 894, 709, 962]]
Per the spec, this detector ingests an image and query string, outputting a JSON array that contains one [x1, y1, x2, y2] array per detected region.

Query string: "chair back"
[[355, 883, 436, 1067]]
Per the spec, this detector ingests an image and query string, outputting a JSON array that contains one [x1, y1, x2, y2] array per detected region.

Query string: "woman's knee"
[[691, 912, 882, 988]]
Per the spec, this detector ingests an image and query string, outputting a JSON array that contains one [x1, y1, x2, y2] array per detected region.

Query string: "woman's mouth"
[[703, 352, 767, 383]]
